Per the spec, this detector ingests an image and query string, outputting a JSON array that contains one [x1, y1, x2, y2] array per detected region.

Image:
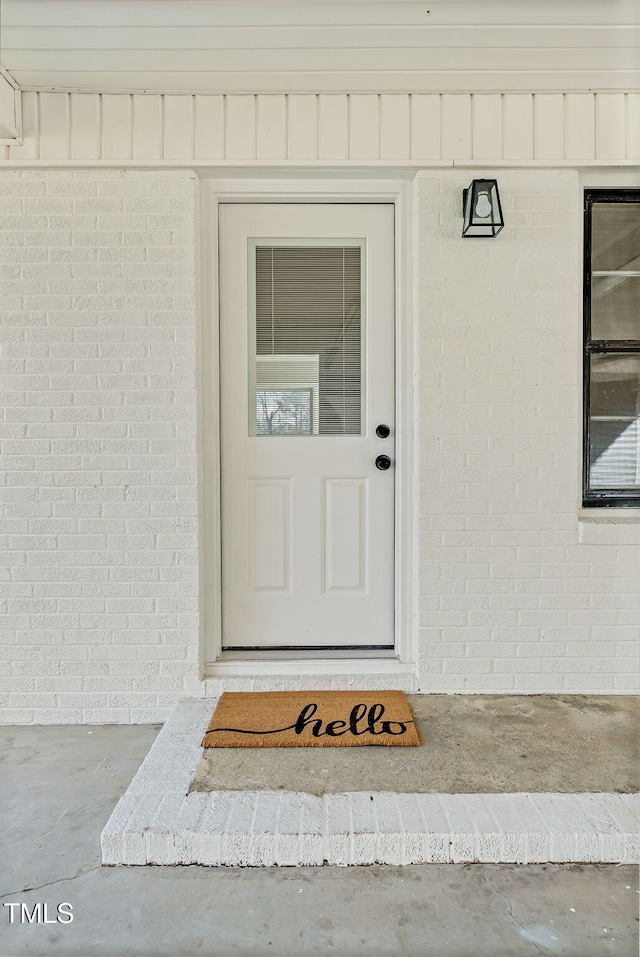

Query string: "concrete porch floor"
[[191, 694, 639, 796], [1, 699, 639, 956]]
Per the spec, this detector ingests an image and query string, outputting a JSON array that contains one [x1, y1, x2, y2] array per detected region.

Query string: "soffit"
[[1, 0, 639, 94]]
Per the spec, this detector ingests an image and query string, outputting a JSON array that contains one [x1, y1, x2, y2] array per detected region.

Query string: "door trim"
[[199, 172, 416, 678]]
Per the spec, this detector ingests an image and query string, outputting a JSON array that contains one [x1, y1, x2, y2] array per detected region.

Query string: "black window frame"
[[583, 188, 640, 507]]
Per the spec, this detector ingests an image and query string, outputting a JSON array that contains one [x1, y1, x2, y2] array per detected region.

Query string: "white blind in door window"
[[252, 244, 364, 436]]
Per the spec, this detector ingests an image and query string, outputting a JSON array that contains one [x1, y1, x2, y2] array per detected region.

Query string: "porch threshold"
[[204, 650, 414, 680], [101, 698, 639, 867]]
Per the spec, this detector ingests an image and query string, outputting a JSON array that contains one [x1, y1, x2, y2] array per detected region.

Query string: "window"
[[250, 243, 364, 437], [583, 190, 640, 507]]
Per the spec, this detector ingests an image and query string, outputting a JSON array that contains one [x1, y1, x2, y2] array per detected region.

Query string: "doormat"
[[202, 691, 420, 748]]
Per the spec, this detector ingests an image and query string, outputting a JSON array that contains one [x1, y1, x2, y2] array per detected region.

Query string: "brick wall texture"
[[0, 171, 200, 722], [415, 169, 639, 695], [0, 168, 638, 723]]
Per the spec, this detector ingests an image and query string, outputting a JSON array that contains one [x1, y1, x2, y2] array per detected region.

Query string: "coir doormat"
[[202, 691, 420, 748]]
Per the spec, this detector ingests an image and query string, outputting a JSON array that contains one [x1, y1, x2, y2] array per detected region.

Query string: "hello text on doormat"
[[201, 691, 420, 747]]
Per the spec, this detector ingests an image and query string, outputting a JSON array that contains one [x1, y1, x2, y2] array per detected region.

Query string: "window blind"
[[254, 245, 363, 436]]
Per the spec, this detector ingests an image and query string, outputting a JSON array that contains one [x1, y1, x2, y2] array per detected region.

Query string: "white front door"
[[219, 203, 395, 650]]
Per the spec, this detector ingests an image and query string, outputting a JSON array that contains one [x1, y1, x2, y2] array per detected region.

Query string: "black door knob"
[[375, 454, 392, 471], [376, 424, 391, 438]]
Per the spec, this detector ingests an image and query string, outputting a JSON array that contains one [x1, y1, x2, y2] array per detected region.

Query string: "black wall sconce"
[[462, 179, 504, 237]]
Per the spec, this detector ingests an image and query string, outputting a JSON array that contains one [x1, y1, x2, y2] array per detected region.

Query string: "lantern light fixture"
[[462, 179, 504, 238]]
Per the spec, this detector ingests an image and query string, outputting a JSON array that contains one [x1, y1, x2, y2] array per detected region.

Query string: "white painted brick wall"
[[414, 169, 640, 694], [1, 168, 638, 723], [0, 170, 200, 723]]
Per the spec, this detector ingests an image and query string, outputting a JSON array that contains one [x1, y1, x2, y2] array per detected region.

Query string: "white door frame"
[[199, 172, 416, 679]]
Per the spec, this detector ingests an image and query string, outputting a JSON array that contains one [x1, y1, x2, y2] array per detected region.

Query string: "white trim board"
[[1, 160, 640, 171], [198, 175, 416, 677], [0, 66, 22, 143], [101, 699, 640, 867]]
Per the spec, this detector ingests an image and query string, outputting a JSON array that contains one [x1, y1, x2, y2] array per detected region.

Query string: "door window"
[[250, 243, 365, 436]]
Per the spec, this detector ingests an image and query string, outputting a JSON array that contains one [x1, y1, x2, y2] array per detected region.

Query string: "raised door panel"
[[248, 479, 292, 591], [323, 478, 367, 593]]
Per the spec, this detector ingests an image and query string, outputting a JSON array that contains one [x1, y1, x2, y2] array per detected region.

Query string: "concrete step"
[[101, 698, 639, 867]]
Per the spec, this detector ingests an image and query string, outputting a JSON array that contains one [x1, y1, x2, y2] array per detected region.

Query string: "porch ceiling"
[[1, 0, 639, 94]]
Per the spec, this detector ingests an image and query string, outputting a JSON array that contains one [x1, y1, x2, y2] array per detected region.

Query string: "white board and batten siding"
[[7, 91, 640, 164]]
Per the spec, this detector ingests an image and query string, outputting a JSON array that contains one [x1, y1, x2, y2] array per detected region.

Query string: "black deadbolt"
[[375, 454, 392, 471], [376, 424, 391, 439]]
